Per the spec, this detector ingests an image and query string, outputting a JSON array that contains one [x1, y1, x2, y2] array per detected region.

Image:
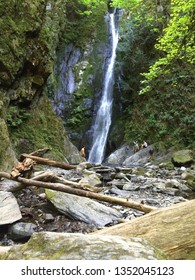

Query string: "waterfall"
[[88, 10, 119, 164]]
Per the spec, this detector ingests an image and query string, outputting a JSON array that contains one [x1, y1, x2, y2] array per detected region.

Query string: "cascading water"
[[88, 10, 119, 164]]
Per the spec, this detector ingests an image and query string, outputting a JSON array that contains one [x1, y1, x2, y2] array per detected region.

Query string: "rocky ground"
[[0, 147, 194, 246]]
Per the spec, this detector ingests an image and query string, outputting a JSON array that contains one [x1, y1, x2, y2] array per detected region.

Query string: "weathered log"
[[93, 199, 195, 260], [32, 171, 101, 192], [20, 153, 77, 170], [10, 158, 35, 178], [0, 172, 156, 213], [29, 148, 50, 157]]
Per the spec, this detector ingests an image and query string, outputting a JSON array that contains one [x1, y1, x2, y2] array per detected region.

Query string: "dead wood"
[[10, 158, 36, 178], [93, 199, 195, 260], [0, 172, 156, 213], [20, 153, 77, 170], [29, 148, 50, 157], [32, 171, 101, 193]]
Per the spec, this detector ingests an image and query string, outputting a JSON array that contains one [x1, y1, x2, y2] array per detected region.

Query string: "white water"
[[88, 11, 119, 164]]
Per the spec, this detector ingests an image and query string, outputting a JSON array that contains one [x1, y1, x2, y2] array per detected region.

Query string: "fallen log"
[[0, 172, 156, 213], [32, 171, 101, 193], [93, 199, 195, 260], [20, 153, 77, 170], [29, 148, 50, 157]]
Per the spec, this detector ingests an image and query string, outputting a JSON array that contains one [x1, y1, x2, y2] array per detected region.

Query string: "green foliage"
[[124, 63, 195, 148], [140, 0, 195, 94], [6, 106, 30, 128]]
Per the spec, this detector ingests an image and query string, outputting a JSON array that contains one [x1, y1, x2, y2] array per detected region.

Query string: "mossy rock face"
[[0, 119, 17, 171], [172, 150, 194, 167], [0, 0, 45, 86], [9, 95, 81, 163], [0, 0, 76, 168]]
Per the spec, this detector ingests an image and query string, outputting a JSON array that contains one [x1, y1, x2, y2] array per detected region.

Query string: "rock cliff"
[[0, 0, 82, 170]]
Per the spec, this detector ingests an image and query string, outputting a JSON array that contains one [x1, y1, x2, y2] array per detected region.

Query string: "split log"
[[20, 153, 77, 170], [10, 158, 36, 178], [0, 172, 156, 213], [93, 199, 195, 260]]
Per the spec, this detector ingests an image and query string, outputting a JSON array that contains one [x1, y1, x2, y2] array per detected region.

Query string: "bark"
[[32, 171, 101, 192], [20, 153, 77, 170], [29, 148, 50, 157], [93, 199, 195, 260], [0, 172, 156, 213], [10, 158, 35, 178]]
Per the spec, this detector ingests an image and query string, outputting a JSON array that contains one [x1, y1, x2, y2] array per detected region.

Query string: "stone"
[[45, 189, 122, 227], [104, 145, 133, 165], [79, 170, 102, 187], [8, 222, 37, 241], [172, 149, 194, 167], [0, 191, 22, 225], [181, 172, 195, 189], [1, 232, 166, 260], [123, 183, 140, 191]]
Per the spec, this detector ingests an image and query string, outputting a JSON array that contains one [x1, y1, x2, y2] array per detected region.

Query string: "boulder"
[[8, 222, 37, 241], [181, 172, 195, 190], [1, 232, 166, 260], [172, 149, 194, 167], [45, 189, 122, 227], [79, 170, 102, 187], [104, 145, 133, 165], [0, 191, 22, 225]]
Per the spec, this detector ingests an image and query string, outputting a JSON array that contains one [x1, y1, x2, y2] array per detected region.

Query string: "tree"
[[139, 0, 195, 94]]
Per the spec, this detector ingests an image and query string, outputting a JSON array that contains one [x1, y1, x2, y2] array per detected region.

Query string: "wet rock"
[[1, 232, 167, 260], [0, 191, 22, 225]]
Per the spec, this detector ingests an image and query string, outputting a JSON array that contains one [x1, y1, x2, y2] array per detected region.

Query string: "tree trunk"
[[0, 172, 156, 213], [93, 199, 195, 260]]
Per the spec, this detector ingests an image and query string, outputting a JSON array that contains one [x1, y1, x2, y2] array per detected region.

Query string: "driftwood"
[[10, 158, 36, 178], [10, 149, 51, 178], [20, 153, 77, 170], [93, 199, 195, 260], [29, 148, 50, 157], [0, 172, 156, 213], [32, 171, 101, 193]]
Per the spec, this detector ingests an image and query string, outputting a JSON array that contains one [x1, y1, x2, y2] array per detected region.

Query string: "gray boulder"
[[1, 231, 166, 260], [0, 191, 22, 225], [45, 189, 122, 227], [8, 222, 37, 241], [105, 145, 133, 165]]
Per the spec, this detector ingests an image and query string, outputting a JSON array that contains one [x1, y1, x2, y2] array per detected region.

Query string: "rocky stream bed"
[[0, 146, 194, 259]]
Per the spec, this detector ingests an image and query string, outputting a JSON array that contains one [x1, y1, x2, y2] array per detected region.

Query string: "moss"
[[45, 189, 56, 200], [159, 161, 175, 170], [9, 95, 69, 161], [0, 119, 16, 171]]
